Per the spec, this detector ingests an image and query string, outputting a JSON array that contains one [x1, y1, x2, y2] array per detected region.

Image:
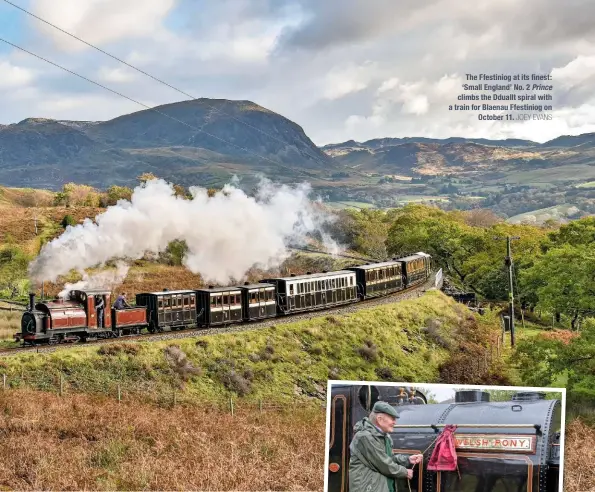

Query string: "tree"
[[520, 245, 595, 329], [547, 217, 595, 248], [61, 214, 76, 228], [106, 185, 133, 206], [138, 172, 158, 185], [173, 184, 190, 199], [0, 245, 31, 298], [516, 327, 595, 412], [161, 240, 189, 266]]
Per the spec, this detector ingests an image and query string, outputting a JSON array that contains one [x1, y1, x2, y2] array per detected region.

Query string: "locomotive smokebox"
[[28, 293, 35, 311], [455, 389, 490, 403]]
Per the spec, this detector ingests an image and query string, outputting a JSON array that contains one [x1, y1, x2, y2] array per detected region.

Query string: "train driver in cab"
[[95, 295, 105, 328], [349, 401, 422, 492], [113, 292, 131, 310]]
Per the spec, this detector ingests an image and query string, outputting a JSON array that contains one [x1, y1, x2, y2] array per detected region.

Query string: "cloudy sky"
[[1, 0, 595, 145]]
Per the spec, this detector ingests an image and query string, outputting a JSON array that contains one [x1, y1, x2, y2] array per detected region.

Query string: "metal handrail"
[[394, 423, 542, 433]]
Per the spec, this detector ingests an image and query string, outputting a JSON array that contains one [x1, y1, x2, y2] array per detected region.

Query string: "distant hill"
[[2, 98, 595, 192], [322, 135, 595, 178], [0, 99, 333, 190]]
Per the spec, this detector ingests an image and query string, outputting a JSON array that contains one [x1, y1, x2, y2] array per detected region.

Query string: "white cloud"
[[0, 60, 35, 89], [551, 55, 595, 88], [97, 66, 136, 83], [323, 62, 377, 100], [0, 0, 594, 146], [31, 0, 176, 50]]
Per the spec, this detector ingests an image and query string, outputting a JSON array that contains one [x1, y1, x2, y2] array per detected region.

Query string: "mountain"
[[0, 99, 333, 191], [322, 134, 595, 177], [2, 98, 595, 195]]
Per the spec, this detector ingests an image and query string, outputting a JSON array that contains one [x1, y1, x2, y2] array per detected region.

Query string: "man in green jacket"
[[349, 401, 423, 492]]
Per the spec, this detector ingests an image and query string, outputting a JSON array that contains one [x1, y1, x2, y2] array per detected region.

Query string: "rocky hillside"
[[0, 99, 333, 190], [322, 136, 595, 179]]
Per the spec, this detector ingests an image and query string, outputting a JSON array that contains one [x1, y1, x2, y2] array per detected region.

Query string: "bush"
[[98, 343, 140, 356], [375, 367, 395, 380], [221, 370, 252, 396], [61, 214, 76, 228], [357, 340, 378, 361]]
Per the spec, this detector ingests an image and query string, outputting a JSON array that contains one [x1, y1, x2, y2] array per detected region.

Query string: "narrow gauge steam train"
[[16, 252, 432, 346], [327, 384, 562, 492]]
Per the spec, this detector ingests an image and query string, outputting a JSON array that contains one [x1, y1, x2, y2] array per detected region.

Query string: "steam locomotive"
[[16, 252, 432, 345], [327, 384, 562, 492]]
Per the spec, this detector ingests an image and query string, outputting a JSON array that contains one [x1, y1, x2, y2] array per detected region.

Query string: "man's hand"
[[406, 469, 413, 480], [408, 454, 423, 465]]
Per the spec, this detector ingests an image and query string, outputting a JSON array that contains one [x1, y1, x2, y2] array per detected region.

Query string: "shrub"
[[98, 343, 140, 356], [163, 345, 201, 382], [357, 340, 378, 361], [221, 370, 251, 396], [375, 367, 395, 380], [61, 214, 76, 228]]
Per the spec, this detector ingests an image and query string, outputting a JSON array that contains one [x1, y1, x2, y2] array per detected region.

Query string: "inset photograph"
[[325, 381, 565, 492]]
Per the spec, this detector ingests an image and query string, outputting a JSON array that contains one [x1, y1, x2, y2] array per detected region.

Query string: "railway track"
[[0, 274, 437, 358]]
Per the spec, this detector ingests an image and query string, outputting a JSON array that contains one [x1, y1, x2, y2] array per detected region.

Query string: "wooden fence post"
[[59, 373, 63, 396], [117, 384, 121, 404], [230, 396, 234, 416], [3, 374, 6, 390], [259, 399, 262, 412]]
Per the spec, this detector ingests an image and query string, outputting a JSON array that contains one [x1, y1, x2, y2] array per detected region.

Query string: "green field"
[[577, 181, 595, 188], [507, 203, 579, 224], [498, 164, 595, 185], [325, 201, 376, 210]]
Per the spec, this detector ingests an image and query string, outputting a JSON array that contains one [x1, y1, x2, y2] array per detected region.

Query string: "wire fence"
[[0, 372, 325, 414]]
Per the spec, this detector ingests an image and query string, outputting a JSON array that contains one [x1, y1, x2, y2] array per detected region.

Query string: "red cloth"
[[427, 425, 458, 471]]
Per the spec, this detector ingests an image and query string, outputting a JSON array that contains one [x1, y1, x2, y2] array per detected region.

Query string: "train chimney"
[[208, 285, 214, 289], [29, 293, 35, 311], [455, 390, 490, 403], [244, 282, 249, 285], [511, 392, 546, 401], [306, 272, 312, 275]]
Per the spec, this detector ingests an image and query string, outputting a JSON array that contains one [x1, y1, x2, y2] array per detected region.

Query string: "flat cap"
[[372, 401, 399, 418]]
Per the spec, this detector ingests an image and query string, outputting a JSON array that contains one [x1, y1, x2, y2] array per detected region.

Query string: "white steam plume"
[[29, 178, 343, 285], [57, 261, 130, 299]]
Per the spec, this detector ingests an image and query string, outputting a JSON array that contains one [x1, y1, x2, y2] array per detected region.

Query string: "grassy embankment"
[[0, 291, 500, 490], [0, 291, 482, 404]]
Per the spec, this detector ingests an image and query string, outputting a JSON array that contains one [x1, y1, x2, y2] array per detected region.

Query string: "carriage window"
[[223, 294, 228, 304], [350, 277, 353, 286], [289, 285, 294, 295], [184, 297, 189, 306], [211, 296, 216, 306], [269, 290, 274, 301], [158, 300, 163, 308]]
